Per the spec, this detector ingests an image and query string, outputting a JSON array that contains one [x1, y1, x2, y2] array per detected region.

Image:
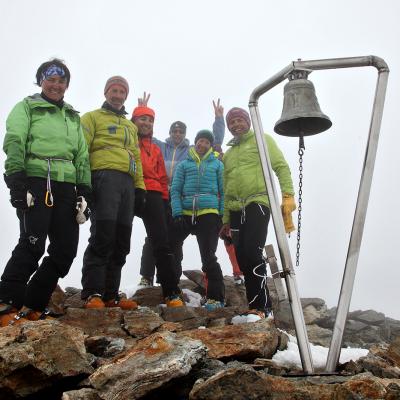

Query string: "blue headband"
[[40, 64, 66, 85]]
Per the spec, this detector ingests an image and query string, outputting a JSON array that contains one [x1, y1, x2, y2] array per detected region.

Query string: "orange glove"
[[281, 194, 296, 234]]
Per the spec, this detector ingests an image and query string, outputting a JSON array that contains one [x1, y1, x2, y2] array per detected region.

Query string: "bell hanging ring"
[[274, 69, 332, 137]]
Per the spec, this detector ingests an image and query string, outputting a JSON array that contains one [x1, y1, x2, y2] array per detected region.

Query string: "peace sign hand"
[[213, 98, 224, 118], [138, 92, 151, 106]]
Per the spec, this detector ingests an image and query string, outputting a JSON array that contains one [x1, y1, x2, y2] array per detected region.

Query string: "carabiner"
[[45, 191, 54, 207]]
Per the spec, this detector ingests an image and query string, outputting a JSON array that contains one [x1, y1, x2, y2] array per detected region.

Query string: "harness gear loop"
[[248, 261, 269, 310], [45, 159, 54, 207], [29, 154, 72, 207], [234, 192, 267, 224]]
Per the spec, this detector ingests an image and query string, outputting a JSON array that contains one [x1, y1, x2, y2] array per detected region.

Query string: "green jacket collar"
[[227, 129, 253, 146], [189, 146, 213, 164], [25, 93, 78, 113]]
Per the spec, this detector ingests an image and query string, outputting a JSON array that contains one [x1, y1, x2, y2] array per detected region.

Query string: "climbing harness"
[[44, 157, 73, 207], [233, 192, 267, 224], [248, 261, 269, 310], [29, 154, 72, 207]]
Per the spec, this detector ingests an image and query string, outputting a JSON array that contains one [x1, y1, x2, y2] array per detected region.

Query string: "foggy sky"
[[0, 0, 399, 319]]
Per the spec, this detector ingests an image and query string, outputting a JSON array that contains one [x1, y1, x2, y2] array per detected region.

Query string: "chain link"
[[296, 136, 305, 267]]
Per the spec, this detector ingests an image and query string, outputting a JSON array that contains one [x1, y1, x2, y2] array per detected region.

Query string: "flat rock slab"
[[90, 331, 206, 400], [181, 318, 280, 359], [0, 320, 93, 397]]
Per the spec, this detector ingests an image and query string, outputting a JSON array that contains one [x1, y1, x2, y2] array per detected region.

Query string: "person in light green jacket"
[[0, 58, 91, 327], [220, 107, 296, 320]]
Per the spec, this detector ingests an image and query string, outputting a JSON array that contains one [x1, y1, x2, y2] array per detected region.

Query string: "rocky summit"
[[0, 272, 399, 400]]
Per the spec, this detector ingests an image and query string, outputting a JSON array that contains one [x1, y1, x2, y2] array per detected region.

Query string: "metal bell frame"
[[248, 56, 389, 374]]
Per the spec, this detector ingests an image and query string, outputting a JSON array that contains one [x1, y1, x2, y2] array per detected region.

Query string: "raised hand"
[[138, 92, 151, 106], [213, 98, 224, 118]]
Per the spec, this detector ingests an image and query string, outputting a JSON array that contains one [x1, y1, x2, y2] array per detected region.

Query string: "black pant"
[[170, 213, 224, 302], [139, 191, 180, 297], [140, 237, 156, 280], [230, 202, 272, 312], [140, 200, 182, 284], [0, 178, 78, 311], [81, 170, 134, 301]]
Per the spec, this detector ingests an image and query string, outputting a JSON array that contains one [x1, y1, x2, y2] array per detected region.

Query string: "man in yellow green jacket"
[[80, 76, 145, 309], [220, 107, 296, 320]]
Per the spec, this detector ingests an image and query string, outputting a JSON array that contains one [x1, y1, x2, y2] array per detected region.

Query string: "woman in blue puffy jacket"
[[170, 130, 225, 311]]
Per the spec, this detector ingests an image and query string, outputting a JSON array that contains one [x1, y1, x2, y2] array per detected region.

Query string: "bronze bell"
[[274, 71, 332, 137]]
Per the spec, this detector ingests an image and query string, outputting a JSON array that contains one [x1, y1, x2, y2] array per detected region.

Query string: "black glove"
[[173, 216, 187, 236], [4, 171, 34, 210], [134, 188, 147, 218], [77, 184, 92, 204]]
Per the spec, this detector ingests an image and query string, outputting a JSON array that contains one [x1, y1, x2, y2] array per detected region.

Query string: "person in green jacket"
[[80, 76, 145, 310], [0, 58, 91, 327], [220, 107, 296, 320]]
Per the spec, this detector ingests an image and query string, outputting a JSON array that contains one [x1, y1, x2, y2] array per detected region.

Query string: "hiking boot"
[[0, 303, 18, 328], [104, 296, 138, 310], [233, 275, 245, 285], [138, 276, 154, 287], [165, 294, 185, 308], [9, 308, 48, 326], [84, 294, 105, 309], [203, 299, 225, 311], [265, 308, 274, 320]]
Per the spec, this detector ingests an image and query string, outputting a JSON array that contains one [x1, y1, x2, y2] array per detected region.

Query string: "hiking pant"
[[140, 191, 180, 297], [81, 170, 134, 301], [0, 178, 78, 311], [140, 200, 182, 284], [230, 202, 272, 312], [140, 237, 156, 280], [171, 213, 225, 302]]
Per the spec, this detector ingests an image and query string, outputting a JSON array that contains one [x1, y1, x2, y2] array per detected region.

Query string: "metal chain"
[[296, 136, 305, 267]]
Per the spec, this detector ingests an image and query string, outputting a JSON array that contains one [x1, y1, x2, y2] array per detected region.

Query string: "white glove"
[[27, 191, 35, 207], [76, 196, 91, 224]]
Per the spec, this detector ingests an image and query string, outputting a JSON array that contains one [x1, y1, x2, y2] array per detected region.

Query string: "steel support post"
[[248, 55, 389, 374]]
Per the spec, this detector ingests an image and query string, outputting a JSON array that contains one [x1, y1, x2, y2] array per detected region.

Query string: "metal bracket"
[[264, 244, 287, 302]]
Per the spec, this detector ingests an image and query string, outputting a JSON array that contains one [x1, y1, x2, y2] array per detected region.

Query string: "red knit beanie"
[[104, 76, 129, 98], [132, 106, 155, 120], [226, 107, 251, 129]]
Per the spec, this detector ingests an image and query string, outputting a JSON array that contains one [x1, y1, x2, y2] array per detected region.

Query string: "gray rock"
[[59, 307, 126, 337], [122, 307, 164, 338], [62, 388, 102, 400], [90, 331, 206, 400], [85, 336, 126, 358], [354, 310, 386, 325], [345, 319, 368, 332], [0, 320, 93, 397]]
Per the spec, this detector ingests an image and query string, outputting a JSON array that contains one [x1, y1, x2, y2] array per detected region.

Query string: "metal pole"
[[249, 95, 315, 374], [248, 55, 389, 374], [325, 65, 389, 372]]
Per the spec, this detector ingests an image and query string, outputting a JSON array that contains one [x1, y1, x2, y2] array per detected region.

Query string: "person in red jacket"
[[131, 105, 184, 307]]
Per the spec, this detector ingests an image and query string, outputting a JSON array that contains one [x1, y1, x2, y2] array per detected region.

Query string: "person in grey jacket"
[[137, 95, 225, 287]]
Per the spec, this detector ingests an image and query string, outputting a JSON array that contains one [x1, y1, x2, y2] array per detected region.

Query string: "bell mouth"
[[274, 114, 332, 137]]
